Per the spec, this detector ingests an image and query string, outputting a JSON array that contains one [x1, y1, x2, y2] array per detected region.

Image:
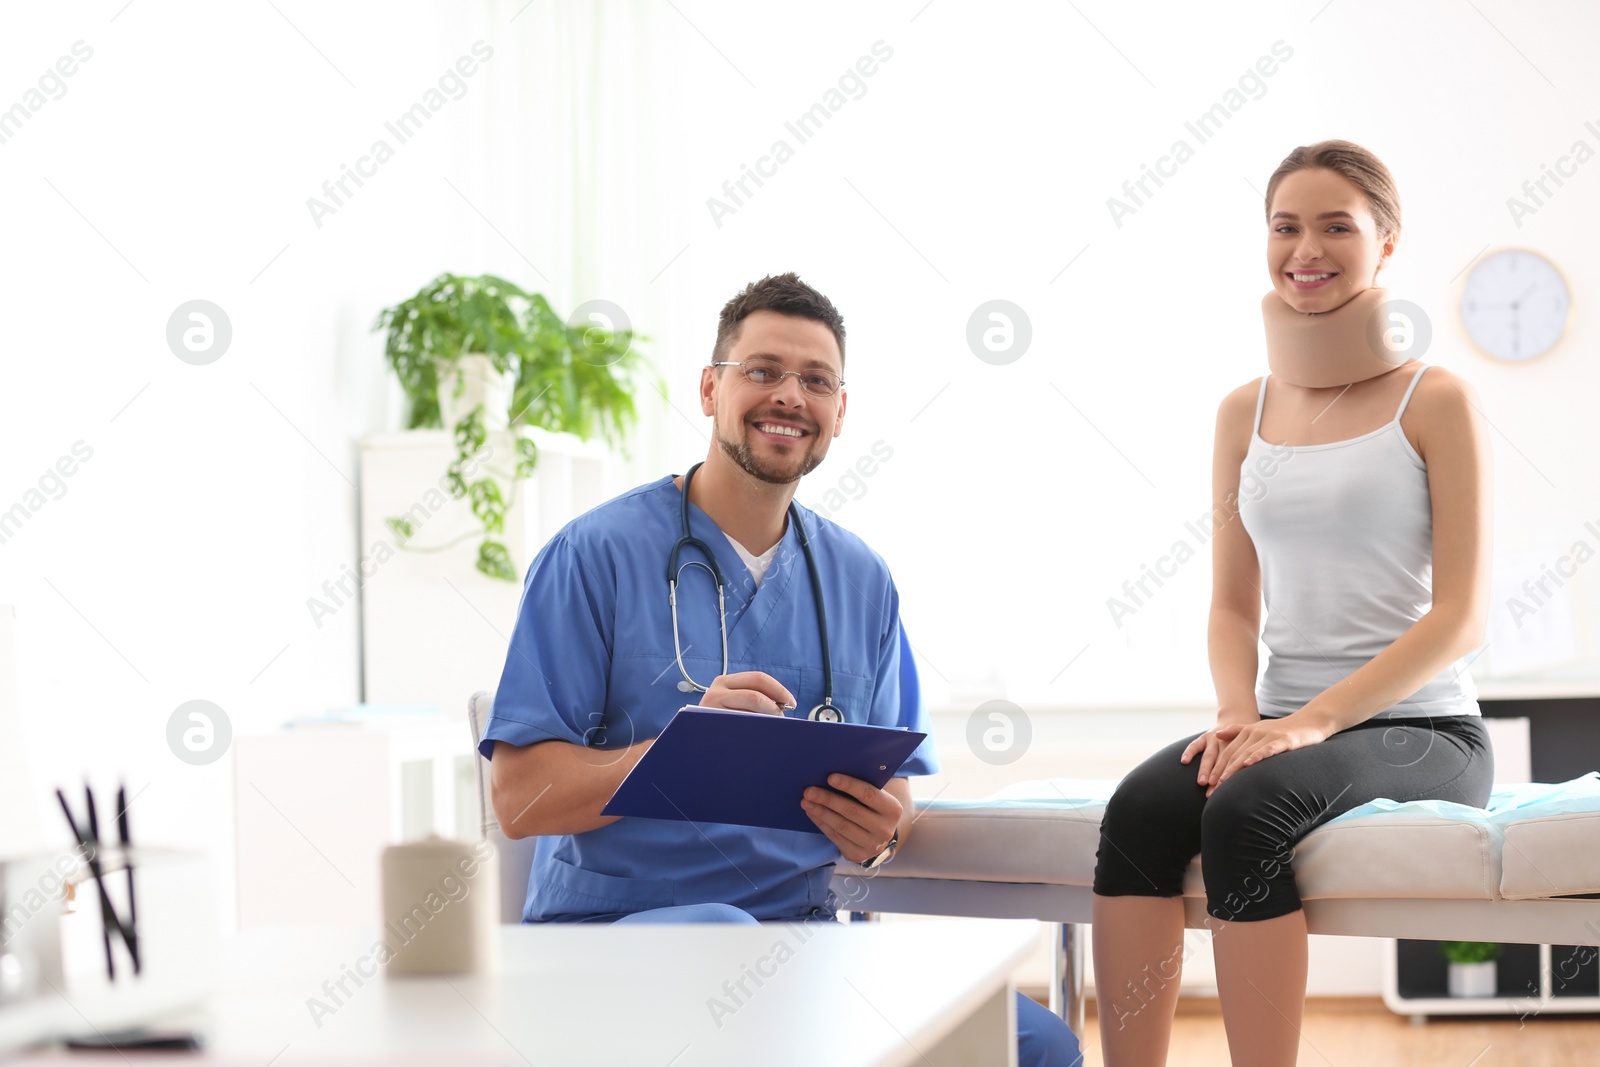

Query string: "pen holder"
[[59, 846, 216, 997], [0, 847, 215, 1055], [379, 835, 499, 977]]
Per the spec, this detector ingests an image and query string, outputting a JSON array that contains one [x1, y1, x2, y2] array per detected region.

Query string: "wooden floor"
[[1070, 998, 1600, 1066]]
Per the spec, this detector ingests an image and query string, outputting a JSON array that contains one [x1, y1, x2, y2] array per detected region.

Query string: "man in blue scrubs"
[[481, 273, 1079, 1065]]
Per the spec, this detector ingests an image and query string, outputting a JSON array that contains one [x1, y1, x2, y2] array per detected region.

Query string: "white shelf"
[[1383, 940, 1600, 1020]]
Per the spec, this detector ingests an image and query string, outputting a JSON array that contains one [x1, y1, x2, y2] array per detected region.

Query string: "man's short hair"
[[712, 272, 846, 367]]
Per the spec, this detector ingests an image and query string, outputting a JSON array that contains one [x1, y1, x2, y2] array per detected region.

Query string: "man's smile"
[[753, 420, 808, 439]]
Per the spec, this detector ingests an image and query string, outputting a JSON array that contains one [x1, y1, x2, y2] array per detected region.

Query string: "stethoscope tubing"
[[670, 463, 841, 721]]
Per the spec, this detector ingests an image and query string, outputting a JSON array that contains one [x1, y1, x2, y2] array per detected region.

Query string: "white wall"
[[640, 1, 1600, 714], [2, 0, 1597, 938]]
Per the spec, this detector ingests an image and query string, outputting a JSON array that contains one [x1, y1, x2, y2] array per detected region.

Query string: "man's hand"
[[701, 671, 795, 716], [801, 774, 903, 865]]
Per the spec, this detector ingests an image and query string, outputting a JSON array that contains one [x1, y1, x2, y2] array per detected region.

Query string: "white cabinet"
[[356, 429, 616, 715], [232, 717, 473, 928]]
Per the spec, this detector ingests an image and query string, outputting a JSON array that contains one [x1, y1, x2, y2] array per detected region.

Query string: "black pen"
[[116, 783, 140, 974], [84, 785, 122, 982], [56, 787, 115, 981]]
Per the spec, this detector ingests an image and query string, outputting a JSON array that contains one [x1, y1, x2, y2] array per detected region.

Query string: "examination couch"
[[832, 776, 1600, 1033]]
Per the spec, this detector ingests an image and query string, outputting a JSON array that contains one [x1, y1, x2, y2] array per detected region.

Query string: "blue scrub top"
[[480, 476, 940, 923]]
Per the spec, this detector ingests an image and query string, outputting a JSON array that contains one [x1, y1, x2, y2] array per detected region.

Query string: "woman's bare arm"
[[1208, 380, 1266, 725], [1185, 382, 1270, 788]]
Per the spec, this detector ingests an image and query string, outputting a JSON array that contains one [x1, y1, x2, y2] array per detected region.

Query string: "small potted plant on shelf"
[[1441, 941, 1503, 997], [374, 272, 649, 581]]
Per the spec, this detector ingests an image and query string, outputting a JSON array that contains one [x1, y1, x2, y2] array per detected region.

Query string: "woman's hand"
[[1180, 721, 1251, 792], [1206, 716, 1333, 795]]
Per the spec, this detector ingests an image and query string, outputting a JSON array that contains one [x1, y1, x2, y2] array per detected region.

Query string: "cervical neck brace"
[[1262, 287, 1409, 388]]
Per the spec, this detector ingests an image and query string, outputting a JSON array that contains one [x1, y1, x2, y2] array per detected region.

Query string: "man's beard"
[[716, 422, 822, 485]]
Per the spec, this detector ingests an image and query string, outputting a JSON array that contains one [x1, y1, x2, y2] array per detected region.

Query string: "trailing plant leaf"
[[385, 516, 415, 544], [454, 405, 488, 454], [476, 540, 517, 582], [443, 408, 488, 503], [468, 478, 506, 534], [514, 436, 539, 480]]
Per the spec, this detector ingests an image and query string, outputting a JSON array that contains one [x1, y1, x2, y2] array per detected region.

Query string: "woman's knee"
[[1102, 738, 1205, 828], [1095, 762, 1205, 897], [1198, 779, 1303, 921], [1199, 777, 1301, 857]]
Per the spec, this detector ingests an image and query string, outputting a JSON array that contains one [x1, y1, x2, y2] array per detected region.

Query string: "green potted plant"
[[1440, 941, 1503, 997], [374, 272, 649, 581]]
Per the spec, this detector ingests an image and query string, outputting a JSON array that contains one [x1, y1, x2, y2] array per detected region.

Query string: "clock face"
[[1460, 249, 1570, 362]]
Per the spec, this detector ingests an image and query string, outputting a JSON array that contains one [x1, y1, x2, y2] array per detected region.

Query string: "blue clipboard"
[[601, 707, 927, 835]]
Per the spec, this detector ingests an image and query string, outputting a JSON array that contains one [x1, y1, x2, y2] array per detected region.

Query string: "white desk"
[[19, 920, 1038, 1067]]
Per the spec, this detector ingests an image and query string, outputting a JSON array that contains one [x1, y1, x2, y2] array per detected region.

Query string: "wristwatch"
[[857, 829, 899, 871]]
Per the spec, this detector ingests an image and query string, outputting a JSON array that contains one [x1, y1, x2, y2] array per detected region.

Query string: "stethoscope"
[[668, 462, 844, 723]]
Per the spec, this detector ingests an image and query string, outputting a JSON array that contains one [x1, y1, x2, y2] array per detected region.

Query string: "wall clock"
[[1460, 249, 1570, 363]]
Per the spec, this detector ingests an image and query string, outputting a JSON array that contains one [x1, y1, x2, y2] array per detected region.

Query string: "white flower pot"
[[437, 354, 513, 432], [1447, 960, 1498, 998]]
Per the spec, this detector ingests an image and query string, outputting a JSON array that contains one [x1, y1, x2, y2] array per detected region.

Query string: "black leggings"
[[1092, 715, 1493, 922]]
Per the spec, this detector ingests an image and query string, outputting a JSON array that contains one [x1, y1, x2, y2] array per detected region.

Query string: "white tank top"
[[1238, 364, 1480, 719]]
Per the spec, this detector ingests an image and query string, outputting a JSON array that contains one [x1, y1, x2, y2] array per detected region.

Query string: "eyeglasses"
[[710, 358, 844, 398]]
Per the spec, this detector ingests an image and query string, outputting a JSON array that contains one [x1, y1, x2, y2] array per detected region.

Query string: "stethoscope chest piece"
[[808, 704, 844, 723]]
